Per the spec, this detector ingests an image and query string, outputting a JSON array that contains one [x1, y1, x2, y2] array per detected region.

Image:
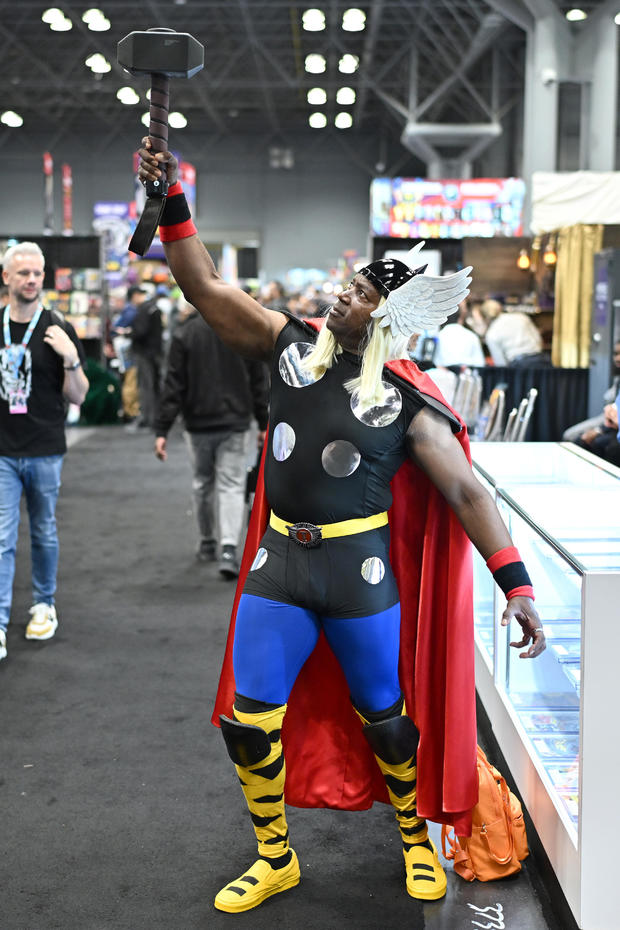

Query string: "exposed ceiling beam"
[[484, 0, 534, 32], [414, 13, 507, 119]]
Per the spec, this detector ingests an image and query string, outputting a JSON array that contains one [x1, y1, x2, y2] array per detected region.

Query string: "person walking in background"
[[130, 288, 163, 430], [110, 284, 146, 422], [0, 241, 89, 662], [154, 301, 269, 578]]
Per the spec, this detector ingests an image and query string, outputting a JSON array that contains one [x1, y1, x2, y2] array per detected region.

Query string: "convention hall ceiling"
[[0, 0, 613, 164]]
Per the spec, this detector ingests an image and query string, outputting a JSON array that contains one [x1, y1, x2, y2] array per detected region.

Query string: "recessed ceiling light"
[[141, 112, 151, 128], [336, 87, 356, 105], [338, 54, 359, 74], [305, 54, 326, 74], [614, 11, 620, 24], [117, 87, 140, 105], [41, 8, 64, 24], [302, 9, 326, 31], [335, 112, 353, 129], [85, 53, 111, 73], [309, 112, 327, 128], [307, 87, 327, 105], [342, 8, 366, 31], [1, 110, 24, 127], [565, 8, 587, 20], [50, 16, 73, 31], [169, 112, 187, 128]]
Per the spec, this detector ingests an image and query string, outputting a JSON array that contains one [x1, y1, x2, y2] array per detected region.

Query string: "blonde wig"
[[302, 301, 409, 409]]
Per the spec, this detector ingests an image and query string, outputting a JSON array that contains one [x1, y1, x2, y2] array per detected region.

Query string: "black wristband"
[[493, 561, 532, 597], [160, 190, 191, 227]]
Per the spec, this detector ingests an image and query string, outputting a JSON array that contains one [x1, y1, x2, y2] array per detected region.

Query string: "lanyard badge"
[[3, 304, 43, 415]]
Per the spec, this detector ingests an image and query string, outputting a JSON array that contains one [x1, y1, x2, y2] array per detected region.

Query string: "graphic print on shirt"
[[0, 344, 32, 404]]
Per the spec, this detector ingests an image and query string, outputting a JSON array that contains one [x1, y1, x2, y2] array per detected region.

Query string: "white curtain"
[[531, 171, 620, 234]]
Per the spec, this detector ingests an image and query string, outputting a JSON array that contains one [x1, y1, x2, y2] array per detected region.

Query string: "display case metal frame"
[[471, 443, 620, 930]]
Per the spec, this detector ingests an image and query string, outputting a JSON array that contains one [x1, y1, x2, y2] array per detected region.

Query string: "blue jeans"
[[0, 455, 64, 632]]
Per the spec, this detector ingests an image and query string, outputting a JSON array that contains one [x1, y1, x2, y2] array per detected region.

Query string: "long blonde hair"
[[302, 306, 409, 407]]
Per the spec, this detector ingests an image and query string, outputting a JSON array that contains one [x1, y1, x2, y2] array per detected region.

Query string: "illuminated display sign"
[[370, 177, 526, 239]]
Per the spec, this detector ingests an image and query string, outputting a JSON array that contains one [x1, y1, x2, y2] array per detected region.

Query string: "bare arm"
[[44, 324, 89, 405], [407, 406, 545, 658], [138, 140, 287, 361]]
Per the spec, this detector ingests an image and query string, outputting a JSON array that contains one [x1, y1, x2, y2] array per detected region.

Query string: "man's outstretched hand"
[[501, 596, 546, 658], [138, 137, 179, 187]]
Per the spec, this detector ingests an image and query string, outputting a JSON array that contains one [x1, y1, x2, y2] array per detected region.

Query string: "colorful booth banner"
[[370, 177, 526, 239]]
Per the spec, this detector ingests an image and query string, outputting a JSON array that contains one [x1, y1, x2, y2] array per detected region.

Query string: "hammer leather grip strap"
[[486, 546, 535, 601], [159, 182, 197, 242]]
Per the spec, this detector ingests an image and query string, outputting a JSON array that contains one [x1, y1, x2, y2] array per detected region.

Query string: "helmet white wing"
[[370, 265, 473, 339]]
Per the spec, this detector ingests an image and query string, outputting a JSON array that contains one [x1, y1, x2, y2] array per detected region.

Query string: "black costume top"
[[265, 317, 430, 524]]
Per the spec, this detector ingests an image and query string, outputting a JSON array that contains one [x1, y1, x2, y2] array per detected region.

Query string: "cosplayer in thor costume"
[[137, 139, 545, 915]]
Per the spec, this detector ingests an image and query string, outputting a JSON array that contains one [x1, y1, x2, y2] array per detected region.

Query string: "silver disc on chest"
[[321, 440, 361, 477], [350, 382, 402, 427], [272, 422, 296, 461], [279, 342, 324, 388]]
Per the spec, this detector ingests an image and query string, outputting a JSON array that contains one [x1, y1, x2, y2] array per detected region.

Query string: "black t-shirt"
[[0, 308, 85, 457], [264, 318, 430, 524]]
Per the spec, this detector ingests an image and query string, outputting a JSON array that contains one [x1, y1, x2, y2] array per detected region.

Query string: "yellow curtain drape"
[[552, 223, 603, 368]]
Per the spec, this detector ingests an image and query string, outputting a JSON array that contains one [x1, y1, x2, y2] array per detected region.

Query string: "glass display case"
[[470, 442, 620, 930]]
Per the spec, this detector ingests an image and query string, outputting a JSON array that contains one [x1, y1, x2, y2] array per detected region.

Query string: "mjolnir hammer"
[[117, 27, 204, 256]]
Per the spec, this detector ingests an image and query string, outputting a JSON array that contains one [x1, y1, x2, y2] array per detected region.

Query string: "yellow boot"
[[215, 703, 300, 913], [358, 702, 447, 901]]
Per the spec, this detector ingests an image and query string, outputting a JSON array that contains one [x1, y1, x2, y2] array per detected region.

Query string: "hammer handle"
[[146, 72, 170, 197]]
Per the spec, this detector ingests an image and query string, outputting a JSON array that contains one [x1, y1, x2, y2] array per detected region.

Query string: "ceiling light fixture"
[[615, 12, 620, 24], [1, 110, 24, 127], [141, 112, 151, 128], [49, 15, 73, 31], [305, 53, 326, 74], [169, 112, 187, 128], [86, 12, 111, 32], [117, 87, 140, 105], [307, 87, 327, 105], [342, 8, 366, 31], [309, 112, 327, 128], [338, 54, 359, 74], [302, 9, 326, 31], [565, 8, 587, 20], [335, 112, 353, 129], [41, 8, 64, 24], [85, 53, 111, 73], [336, 87, 356, 105]]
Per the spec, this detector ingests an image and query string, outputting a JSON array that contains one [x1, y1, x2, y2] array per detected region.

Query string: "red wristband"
[[486, 546, 520, 573], [506, 585, 535, 601], [159, 181, 197, 242]]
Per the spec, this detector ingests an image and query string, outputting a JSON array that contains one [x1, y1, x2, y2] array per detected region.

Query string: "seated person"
[[574, 399, 620, 466], [483, 300, 550, 368], [432, 301, 486, 369], [563, 340, 620, 442]]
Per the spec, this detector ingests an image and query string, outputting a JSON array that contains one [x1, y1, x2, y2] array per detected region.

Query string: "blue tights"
[[232, 593, 402, 713]]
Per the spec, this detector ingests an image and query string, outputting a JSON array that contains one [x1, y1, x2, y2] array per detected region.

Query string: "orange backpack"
[[441, 745, 529, 882]]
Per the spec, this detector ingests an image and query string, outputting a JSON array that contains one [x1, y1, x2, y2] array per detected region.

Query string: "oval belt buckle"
[[286, 522, 323, 548]]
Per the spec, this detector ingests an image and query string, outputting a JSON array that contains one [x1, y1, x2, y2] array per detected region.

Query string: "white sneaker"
[[0, 630, 6, 661], [25, 603, 58, 641]]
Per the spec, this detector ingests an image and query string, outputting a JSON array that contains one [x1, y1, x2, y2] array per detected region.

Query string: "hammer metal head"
[[117, 29, 204, 79]]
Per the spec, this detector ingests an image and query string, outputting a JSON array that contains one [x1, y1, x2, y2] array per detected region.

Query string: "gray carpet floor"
[[2, 426, 568, 930]]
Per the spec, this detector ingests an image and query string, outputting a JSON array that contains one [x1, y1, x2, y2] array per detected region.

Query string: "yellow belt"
[[269, 510, 388, 541]]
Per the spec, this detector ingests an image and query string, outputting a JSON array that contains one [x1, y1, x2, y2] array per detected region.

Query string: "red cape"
[[212, 343, 477, 835]]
